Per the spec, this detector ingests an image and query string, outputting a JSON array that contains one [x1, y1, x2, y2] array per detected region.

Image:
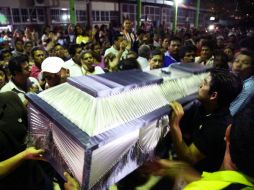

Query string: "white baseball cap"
[[41, 57, 65, 73]]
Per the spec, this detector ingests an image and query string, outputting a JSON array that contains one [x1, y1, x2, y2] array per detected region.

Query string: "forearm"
[[109, 51, 124, 71], [0, 150, 27, 178], [115, 50, 124, 64], [170, 125, 196, 164]]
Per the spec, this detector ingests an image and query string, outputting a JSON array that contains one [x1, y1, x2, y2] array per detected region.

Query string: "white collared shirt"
[[0, 77, 42, 103], [65, 58, 85, 77]]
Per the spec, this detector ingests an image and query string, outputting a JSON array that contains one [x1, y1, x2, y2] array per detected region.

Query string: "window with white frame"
[[110, 11, 119, 22], [144, 5, 160, 22], [101, 11, 109, 21], [37, 8, 45, 22], [21, 9, 29, 23], [76, 10, 86, 22], [122, 3, 136, 22], [12, 8, 21, 23], [92, 10, 100, 22], [50, 9, 60, 22], [29, 9, 37, 23]]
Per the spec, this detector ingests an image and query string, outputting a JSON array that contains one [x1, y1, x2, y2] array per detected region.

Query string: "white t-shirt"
[[65, 58, 85, 77]]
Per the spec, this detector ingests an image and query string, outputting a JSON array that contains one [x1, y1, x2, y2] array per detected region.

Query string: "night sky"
[[186, 0, 254, 19]]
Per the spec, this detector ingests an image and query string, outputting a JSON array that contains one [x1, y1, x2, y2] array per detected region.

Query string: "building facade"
[[0, 0, 212, 30]]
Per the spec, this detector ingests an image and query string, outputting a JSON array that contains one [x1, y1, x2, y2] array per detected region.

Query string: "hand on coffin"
[[169, 101, 184, 128], [144, 159, 200, 182], [64, 172, 81, 190], [22, 147, 45, 161]]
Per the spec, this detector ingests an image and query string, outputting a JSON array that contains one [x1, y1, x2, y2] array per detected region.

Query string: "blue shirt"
[[163, 51, 177, 67], [230, 76, 254, 116]]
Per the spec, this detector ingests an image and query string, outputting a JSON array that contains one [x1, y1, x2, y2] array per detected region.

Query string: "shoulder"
[[0, 81, 14, 92], [0, 91, 20, 102], [94, 66, 105, 74], [64, 58, 76, 67], [28, 77, 40, 86]]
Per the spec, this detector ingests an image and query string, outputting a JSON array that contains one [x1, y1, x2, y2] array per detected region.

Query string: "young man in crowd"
[[169, 69, 242, 173], [179, 46, 196, 64], [163, 37, 181, 67], [0, 55, 41, 105], [230, 49, 254, 116], [41, 56, 69, 88], [149, 96, 254, 189]]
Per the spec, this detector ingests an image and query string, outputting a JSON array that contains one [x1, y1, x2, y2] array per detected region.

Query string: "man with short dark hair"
[[137, 45, 151, 71], [230, 50, 254, 116], [104, 33, 128, 59], [53, 43, 65, 60], [0, 48, 12, 69], [12, 38, 24, 57], [149, 49, 163, 70], [150, 96, 254, 189], [179, 46, 196, 64], [0, 55, 41, 104], [163, 37, 181, 67], [30, 47, 46, 80], [195, 41, 214, 66], [104, 34, 128, 71], [65, 44, 84, 77], [169, 69, 242, 172], [121, 19, 137, 51]]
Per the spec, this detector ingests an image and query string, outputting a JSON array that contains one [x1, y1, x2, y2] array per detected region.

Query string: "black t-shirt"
[[180, 100, 232, 172], [0, 92, 47, 189]]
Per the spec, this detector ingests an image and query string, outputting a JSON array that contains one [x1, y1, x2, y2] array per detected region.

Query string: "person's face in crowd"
[[123, 20, 132, 32], [15, 41, 24, 52], [120, 39, 128, 51], [196, 38, 205, 49], [198, 73, 211, 103], [44, 72, 61, 87], [76, 26, 83, 35], [149, 54, 163, 70], [168, 40, 181, 56], [73, 47, 82, 63], [182, 51, 195, 63], [2, 52, 11, 62], [25, 28, 32, 39], [224, 48, 234, 60], [68, 24, 74, 34], [103, 41, 111, 50], [15, 31, 23, 39], [162, 38, 169, 50], [63, 48, 70, 59], [142, 33, 151, 45], [232, 53, 253, 80], [0, 70, 6, 88], [54, 45, 65, 59], [217, 38, 224, 48], [228, 35, 236, 43], [21, 61, 31, 78], [24, 43, 33, 54], [114, 36, 124, 50], [200, 46, 212, 60], [81, 52, 94, 71], [33, 50, 46, 66], [44, 68, 69, 88], [93, 44, 101, 56]]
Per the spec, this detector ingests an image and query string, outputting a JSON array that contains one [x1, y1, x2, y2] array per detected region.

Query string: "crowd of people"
[[0, 18, 254, 190]]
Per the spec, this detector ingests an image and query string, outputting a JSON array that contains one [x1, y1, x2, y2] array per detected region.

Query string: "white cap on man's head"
[[41, 57, 65, 73]]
